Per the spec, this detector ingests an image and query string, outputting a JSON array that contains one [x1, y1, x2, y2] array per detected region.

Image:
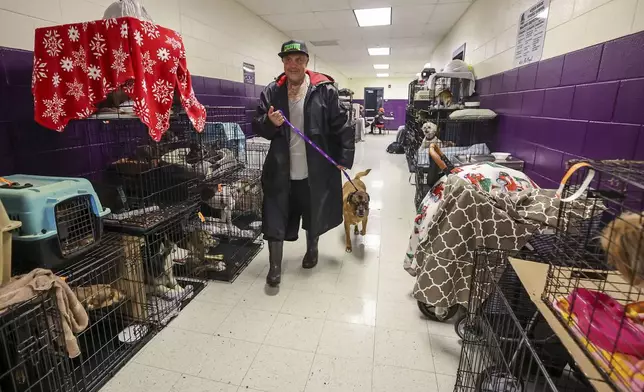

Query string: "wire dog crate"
[[0, 293, 74, 392], [455, 248, 594, 392], [56, 233, 152, 392], [541, 160, 644, 391], [194, 139, 267, 282], [413, 113, 496, 209]]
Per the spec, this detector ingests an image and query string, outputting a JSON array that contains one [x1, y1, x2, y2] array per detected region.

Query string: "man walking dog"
[[253, 40, 355, 287]]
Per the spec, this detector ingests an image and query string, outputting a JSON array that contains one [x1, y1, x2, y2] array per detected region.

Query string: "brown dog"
[[343, 169, 372, 253]]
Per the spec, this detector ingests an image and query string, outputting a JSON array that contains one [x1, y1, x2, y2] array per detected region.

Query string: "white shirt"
[[287, 74, 310, 180]]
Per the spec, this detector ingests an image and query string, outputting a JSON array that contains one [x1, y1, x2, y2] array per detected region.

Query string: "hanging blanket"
[[405, 163, 597, 309], [32, 16, 206, 141]]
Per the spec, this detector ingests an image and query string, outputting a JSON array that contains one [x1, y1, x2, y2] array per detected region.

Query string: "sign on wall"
[[513, 0, 550, 68], [243, 62, 255, 85]]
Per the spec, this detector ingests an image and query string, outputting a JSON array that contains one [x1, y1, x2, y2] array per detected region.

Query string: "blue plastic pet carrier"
[[0, 175, 110, 273]]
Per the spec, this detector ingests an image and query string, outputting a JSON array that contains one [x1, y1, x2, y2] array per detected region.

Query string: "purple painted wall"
[[478, 31, 644, 188], [354, 98, 406, 130]]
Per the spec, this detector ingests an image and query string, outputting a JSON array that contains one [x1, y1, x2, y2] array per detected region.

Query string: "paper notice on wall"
[[513, 0, 550, 68], [243, 62, 255, 85]]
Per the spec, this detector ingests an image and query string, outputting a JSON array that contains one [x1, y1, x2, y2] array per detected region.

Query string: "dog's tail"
[[354, 169, 371, 181]]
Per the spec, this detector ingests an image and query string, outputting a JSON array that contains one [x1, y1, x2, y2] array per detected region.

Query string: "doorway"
[[364, 87, 384, 119]]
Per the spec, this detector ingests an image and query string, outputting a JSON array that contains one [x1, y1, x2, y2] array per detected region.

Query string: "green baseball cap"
[[279, 40, 309, 58]]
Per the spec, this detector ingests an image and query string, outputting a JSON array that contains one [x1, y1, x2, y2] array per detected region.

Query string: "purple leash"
[[278, 110, 358, 191]]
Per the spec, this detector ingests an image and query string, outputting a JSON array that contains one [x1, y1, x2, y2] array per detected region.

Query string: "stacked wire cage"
[[0, 293, 75, 392], [455, 248, 594, 392], [55, 233, 152, 392], [541, 160, 644, 391], [5, 110, 210, 390], [192, 106, 267, 282], [412, 110, 495, 209]]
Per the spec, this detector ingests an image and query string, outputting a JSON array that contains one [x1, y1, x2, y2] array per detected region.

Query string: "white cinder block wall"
[[431, 0, 644, 78], [348, 78, 411, 100], [0, 0, 348, 86]]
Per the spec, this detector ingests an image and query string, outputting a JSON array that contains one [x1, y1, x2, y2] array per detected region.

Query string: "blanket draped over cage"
[[409, 173, 597, 309], [31, 16, 206, 140]]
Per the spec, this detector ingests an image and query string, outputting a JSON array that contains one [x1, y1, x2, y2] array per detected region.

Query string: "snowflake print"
[[101, 77, 114, 96], [165, 36, 182, 50], [90, 33, 106, 57], [103, 18, 118, 29], [141, 79, 147, 93], [42, 92, 66, 124], [120, 22, 128, 38], [68, 26, 79, 42], [179, 49, 186, 59], [122, 80, 135, 95], [87, 86, 95, 102], [133, 98, 150, 123], [191, 111, 205, 132], [52, 73, 61, 88], [43, 30, 63, 57], [169, 58, 180, 75], [141, 21, 160, 39], [60, 57, 73, 72], [81, 22, 90, 31], [133, 30, 143, 46], [72, 48, 88, 72], [152, 80, 174, 104], [77, 107, 94, 118], [141, 51, 156, 74], [178, 74, 188, 91], [157, 48, 170, 62], [155, 109, 171, 132], [87, 65, 101, 80], [111, 44, 129, 76], [66, 79, 85, 101], [32, 57, 48, 87], [182, 91, 198, 108]]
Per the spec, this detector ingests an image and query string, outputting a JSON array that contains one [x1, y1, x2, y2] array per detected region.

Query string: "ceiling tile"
[[262, 12, 324, 30], [392, 5, 436, 25], [304, 0, 351, 11], [314, 10, 359, 28], [429, 2, 470, 24], [237, 0, 309, 15]]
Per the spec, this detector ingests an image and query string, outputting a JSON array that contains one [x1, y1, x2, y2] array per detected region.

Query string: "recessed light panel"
[[376, 73, 389, 78], [354, 8, 392, 27], [373, 64, 389, 69], [368, 47, 390, 56]]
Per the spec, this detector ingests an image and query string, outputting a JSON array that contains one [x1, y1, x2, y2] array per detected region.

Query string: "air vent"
[[310, 40, 339, 47]]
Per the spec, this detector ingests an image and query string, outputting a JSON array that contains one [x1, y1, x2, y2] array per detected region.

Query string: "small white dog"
[[420, 121, 439, 149]]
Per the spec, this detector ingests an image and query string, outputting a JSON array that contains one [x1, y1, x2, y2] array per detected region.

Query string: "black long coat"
[[252, 71, 355, 241]]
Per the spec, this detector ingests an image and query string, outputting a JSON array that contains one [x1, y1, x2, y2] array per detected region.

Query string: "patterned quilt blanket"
[[404, 162, 592, 308]]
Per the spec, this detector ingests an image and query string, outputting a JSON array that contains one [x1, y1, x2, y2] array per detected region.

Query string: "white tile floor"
[[100, 134, 461, 392]]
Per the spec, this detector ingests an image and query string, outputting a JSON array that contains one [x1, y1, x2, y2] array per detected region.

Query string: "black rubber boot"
[[302, 232, 319, 269], [266, 241, 283, 287]]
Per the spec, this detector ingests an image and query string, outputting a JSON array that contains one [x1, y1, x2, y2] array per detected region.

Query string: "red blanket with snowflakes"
[[32, 17, 206, 141]]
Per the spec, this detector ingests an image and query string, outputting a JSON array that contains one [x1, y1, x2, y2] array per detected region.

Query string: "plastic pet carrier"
[[0, 175, 110, 274], [0, 293, 75, 392]]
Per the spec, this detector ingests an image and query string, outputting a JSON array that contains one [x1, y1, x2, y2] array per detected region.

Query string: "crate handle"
[[556, 162, 595, 202]]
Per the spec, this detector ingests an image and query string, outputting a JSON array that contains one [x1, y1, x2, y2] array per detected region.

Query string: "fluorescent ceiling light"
[[376, 73, 389, 78], [354, 7, 392, 27], [373, 64, 389, 70], [368, 47, 390, 56]]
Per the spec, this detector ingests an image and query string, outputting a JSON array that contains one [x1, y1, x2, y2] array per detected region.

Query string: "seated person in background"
[[370, 107, 385, 134]]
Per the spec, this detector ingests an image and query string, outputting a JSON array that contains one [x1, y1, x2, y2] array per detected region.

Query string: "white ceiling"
[[235, 0, 473, 78]]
